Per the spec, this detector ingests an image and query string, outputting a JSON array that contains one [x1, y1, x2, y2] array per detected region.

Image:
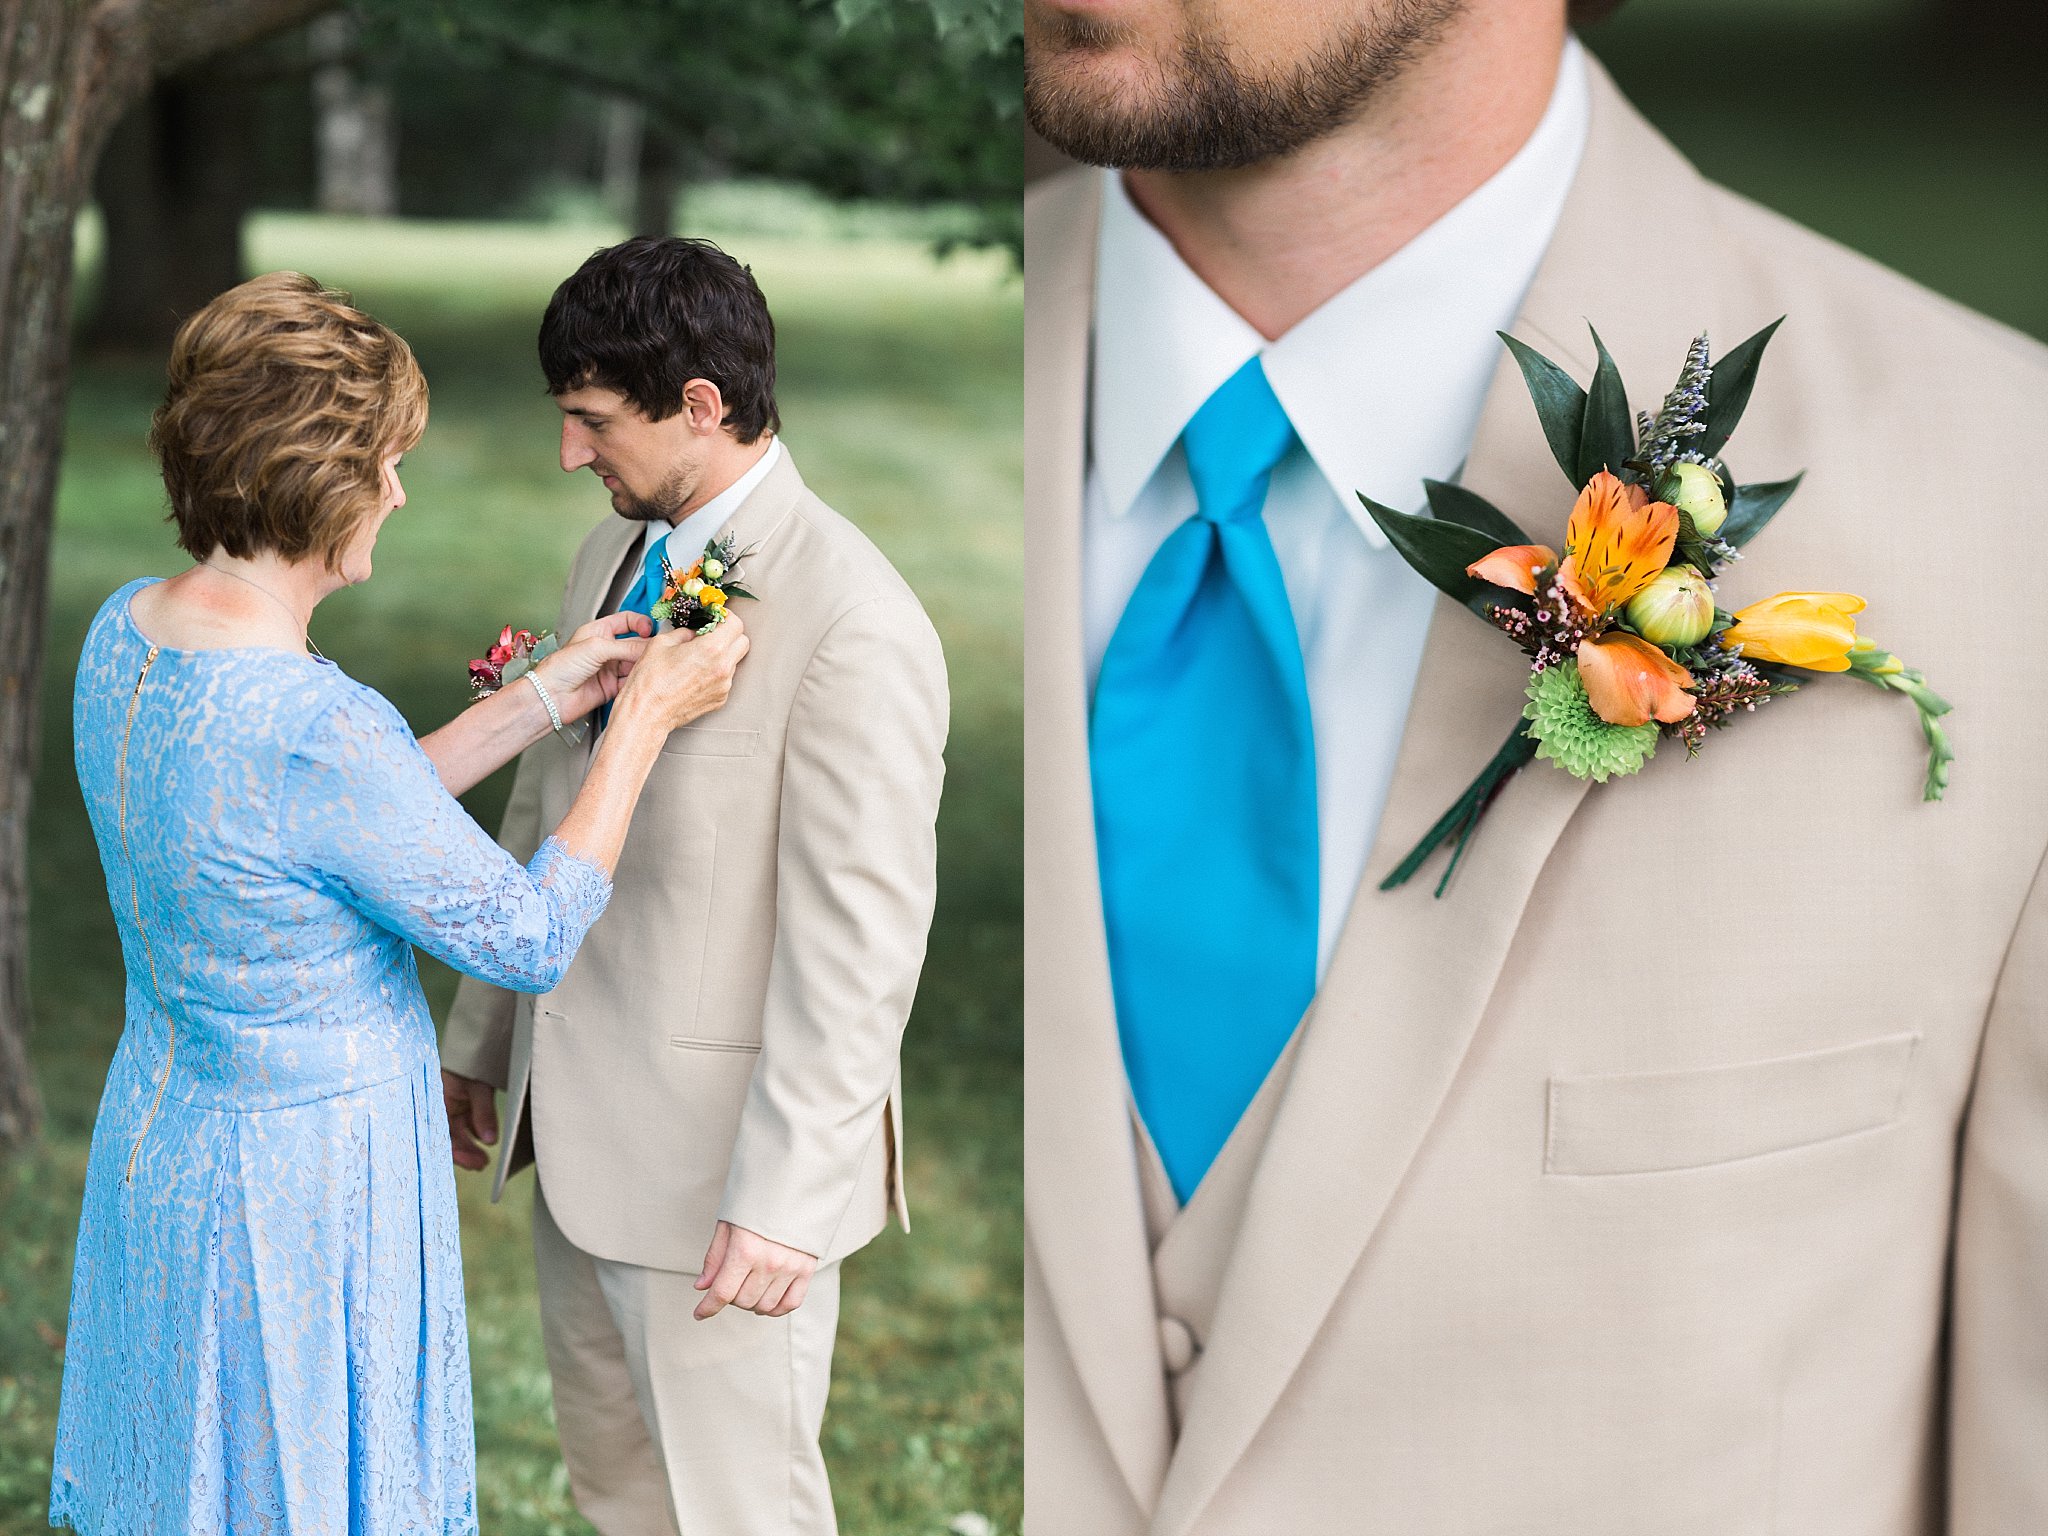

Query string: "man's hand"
[[441, 1069, 499, 1172], [693, 1220, 817, 1320]]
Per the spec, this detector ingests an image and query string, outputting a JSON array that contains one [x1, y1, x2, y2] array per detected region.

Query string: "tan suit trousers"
[[532, 1179, 842, 1536]]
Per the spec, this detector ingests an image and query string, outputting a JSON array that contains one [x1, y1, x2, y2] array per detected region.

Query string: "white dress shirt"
[[1085, 39, 1590, 976], [630, 435, 784, 620]]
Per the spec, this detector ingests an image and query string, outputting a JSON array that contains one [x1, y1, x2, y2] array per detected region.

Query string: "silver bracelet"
[[525, 669, 568, 739]]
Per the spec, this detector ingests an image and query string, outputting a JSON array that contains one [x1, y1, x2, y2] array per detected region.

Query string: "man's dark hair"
[[539, 236, 780, 442]]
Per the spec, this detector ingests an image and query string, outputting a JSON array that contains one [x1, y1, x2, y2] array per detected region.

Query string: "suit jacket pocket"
[[1545, 1031, 1921, 1176], [660, 726, 760, 759], [669, 1035, 762, 1054]]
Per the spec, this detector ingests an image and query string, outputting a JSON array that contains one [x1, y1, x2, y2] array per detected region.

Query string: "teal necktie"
[[1090, 357, 1319, 1202], [598, 538, 673, 733], [618, 537, 671, 625]]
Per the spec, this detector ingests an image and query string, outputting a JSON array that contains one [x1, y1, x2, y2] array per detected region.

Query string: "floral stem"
[[1847, 648, 1953, 800], [1380, 721, 1540, 895]]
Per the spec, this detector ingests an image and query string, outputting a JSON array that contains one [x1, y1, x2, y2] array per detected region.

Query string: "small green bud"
[[1658, 462, 1727, 538], [1851, 638, 1906, 677], [1624, 565, 1715, 648], [702, 558, 726, 580]]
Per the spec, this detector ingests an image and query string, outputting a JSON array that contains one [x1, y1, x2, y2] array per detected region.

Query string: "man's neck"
[[1121, 12, 1568, 342], [668, 434, 775, 527]]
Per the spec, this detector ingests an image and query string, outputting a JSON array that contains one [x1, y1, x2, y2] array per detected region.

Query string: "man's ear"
[[680, 377, 727, 437]]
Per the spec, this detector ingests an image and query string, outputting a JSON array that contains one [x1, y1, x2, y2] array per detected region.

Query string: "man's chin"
[[1029, 59, 1253, 172], [607, 492, 663, 523]]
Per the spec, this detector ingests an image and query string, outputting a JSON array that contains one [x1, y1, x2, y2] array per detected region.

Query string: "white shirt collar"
[[1089, 36, 1590, 544], [642, 435, 784, 568]]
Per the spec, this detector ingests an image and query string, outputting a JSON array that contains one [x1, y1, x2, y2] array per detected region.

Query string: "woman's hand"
[[612, 615, 749, 735], [532, 612, 655, 723]]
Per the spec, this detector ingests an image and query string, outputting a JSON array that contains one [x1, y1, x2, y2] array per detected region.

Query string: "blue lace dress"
[[50, 579, 611, 1535]]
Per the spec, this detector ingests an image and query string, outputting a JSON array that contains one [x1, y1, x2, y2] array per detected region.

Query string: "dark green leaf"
[[1670, 506, 1717, 574], [1421, 479, 1532, 548], [1700, 318, 1783, 459], [1359, 493, 1501, 613], [1499, 332, 1585, 486], [1576, 326, 1635, 485], [1720, 472, 1804, 549]]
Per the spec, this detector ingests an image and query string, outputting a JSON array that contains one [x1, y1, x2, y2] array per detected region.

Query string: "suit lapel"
[[706, 441, 804, 574], [1024, 168, 1178, 1515], [572, 516, 642, 629], [1153, 58, 1726, 1535]]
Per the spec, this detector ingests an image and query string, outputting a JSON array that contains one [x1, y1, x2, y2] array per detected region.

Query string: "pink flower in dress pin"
[[468, 625, 553, 700]]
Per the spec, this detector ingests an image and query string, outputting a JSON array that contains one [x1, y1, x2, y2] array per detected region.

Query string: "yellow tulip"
[[700, 586, 728, 607], [1721, 591, 1867, 672]]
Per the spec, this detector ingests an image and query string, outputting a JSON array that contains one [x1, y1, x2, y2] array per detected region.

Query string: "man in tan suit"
[[440, 237, 948, 1536], [1025, 2, 2048, 1532]]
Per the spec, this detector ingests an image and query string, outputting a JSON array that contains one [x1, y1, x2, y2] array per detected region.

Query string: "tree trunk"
[[87, 65, 260, 353], [1930, 0, 2048, 60], [632, 122, 682, 240], [600, 96, 644, 228], [0, 0, 334, 1156], [310, 12, 395, 217]]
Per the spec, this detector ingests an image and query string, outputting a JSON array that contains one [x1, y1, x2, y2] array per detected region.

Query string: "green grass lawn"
[[0, 215, 1020, 1535]]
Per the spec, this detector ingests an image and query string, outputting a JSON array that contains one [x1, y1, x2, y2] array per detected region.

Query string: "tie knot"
[[1181, 357, 1295, 526]]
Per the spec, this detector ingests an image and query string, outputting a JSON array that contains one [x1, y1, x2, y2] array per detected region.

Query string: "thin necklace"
[[201, 560, 325, 660]]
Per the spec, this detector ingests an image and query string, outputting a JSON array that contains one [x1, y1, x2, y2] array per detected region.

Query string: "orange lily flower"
[[1556, 471, 1679, 617], [1577, 633, 1697, 726], [1466, 544, 1557, 596], [1721, 591, 1867, 672]]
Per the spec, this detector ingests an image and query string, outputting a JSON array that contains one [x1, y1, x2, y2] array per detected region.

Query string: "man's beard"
[[1025, 0, 1465, 172], [608, 466, 692, 523]]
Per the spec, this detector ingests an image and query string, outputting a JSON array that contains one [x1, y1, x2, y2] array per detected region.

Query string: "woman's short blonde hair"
[[151, 271, 428, 570]]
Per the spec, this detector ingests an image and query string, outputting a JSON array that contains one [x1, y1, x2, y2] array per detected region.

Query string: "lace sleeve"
[[280, 683, 610, 992]]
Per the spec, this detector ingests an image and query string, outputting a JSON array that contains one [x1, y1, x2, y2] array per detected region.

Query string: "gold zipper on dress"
[[119, 644, 175, 1184]]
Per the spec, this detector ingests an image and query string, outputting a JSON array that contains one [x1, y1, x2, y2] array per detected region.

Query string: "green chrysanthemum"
[[1523, 661, 1660, 782]]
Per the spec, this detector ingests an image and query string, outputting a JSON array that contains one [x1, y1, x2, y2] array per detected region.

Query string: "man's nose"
[[560, 423, 596, 473]]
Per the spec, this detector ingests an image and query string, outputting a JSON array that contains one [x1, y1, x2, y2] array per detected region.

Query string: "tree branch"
[[145, 0, 337, 80]]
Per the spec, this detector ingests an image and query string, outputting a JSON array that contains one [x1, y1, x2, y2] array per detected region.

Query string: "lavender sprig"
[[1637, 331, 1713, 479]]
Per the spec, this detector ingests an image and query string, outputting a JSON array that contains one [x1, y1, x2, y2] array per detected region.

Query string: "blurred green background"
[[1581, 0, 2047, 341], [0, 6, 1021, 1524]]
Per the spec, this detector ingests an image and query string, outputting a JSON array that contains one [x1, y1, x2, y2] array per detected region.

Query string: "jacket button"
[[1158, 1316, 1198, 1375]]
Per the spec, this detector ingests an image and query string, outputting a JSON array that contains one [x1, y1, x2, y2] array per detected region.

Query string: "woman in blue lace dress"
[[49, 272, 747, 1534]]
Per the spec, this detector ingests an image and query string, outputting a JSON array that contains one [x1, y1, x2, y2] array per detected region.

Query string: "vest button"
[[1158, 1315, 1198, 1375]]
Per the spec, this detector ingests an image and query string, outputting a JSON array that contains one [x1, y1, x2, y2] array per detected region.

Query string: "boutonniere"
[[652, 532, 759, 633], [1364, 323, 1952, 896], [468, 623, 559, 700]]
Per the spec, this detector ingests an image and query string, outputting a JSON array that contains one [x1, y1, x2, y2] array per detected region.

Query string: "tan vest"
[[1135, 1038, 1300, 1430]]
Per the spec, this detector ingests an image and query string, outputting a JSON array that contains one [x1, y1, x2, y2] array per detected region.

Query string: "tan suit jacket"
[[444, 446, 948, 1269], [1025, 58, 2048, 1535]]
